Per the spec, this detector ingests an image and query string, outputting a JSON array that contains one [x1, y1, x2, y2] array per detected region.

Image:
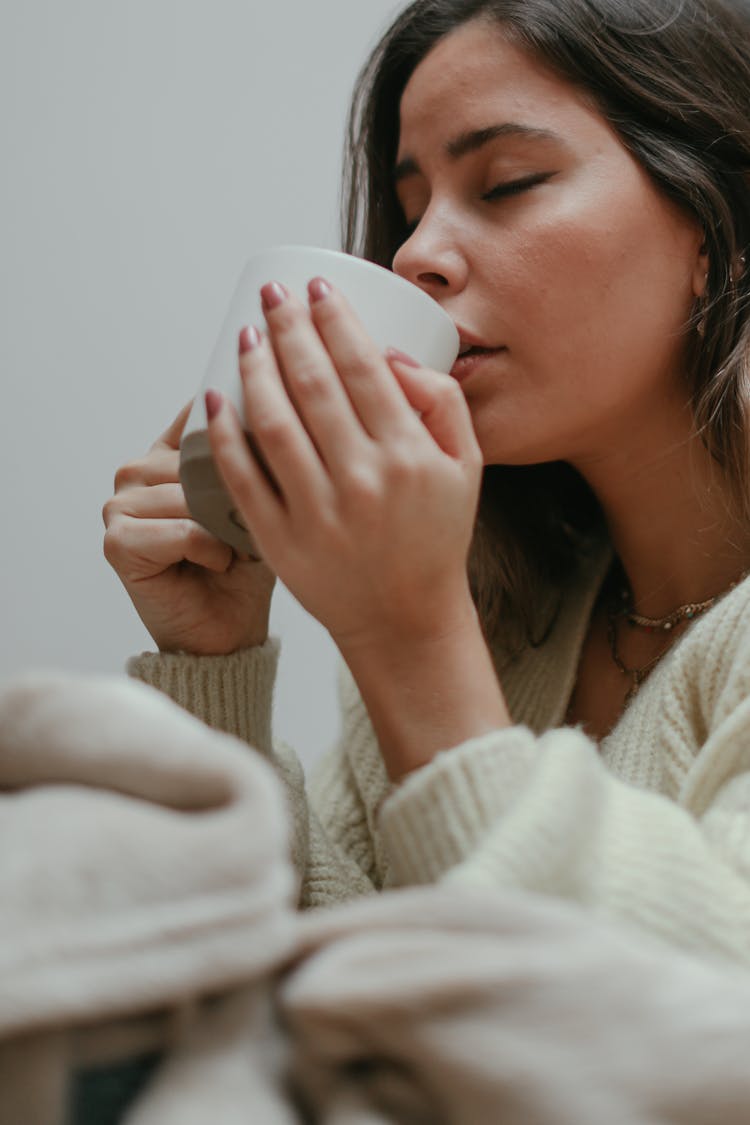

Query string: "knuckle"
[[113, 459, 143, 491], [291, 362, 328, 397], [385, 444, 419, 482], [101, 496, 120, 527], [252, 415, 290, 449], [342, 464, 381, 504], [178, 517, 201, 545], [102, 522, 125, 565], [342, 345, 374, 380], [179, 517, 216, 556]]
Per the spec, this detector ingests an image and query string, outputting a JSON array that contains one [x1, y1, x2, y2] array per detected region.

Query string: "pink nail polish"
[[239, 325, 261, 355], [308, 277, 332, 303], [205, 388, 223, 420], [386, 347, 420, 368], [260, 281, 288, 312]]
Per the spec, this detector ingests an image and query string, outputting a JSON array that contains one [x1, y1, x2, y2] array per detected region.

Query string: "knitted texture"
[[129, 549, 750, 963], [127, 641, 280, 757]]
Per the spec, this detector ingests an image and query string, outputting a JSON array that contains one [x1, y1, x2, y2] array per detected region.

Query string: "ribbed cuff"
[[127, 639, 281, 758], [378, 725, 539, 886]]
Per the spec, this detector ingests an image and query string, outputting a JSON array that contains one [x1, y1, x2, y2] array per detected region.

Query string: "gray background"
[[1, 0, 402, 770]]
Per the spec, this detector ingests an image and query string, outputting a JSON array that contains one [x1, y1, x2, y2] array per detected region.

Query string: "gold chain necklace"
[[607, 568, 750, 703]]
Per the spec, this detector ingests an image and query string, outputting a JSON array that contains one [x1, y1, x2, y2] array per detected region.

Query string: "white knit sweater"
[[129, 541, 750, 965]]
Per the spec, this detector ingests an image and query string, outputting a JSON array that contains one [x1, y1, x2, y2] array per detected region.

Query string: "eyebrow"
[[393, 123, 563, 184]]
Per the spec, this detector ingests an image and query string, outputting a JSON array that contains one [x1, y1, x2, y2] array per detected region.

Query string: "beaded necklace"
[[607, 567, 750, 703]]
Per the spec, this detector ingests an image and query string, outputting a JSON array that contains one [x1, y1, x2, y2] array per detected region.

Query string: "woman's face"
[[391, 20, 706, 467]]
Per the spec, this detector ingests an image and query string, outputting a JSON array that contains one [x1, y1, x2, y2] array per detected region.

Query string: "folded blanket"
[[2, 673, 750, 1125], [288, 889, 750, 1124], [0, 672, 298, 1124]]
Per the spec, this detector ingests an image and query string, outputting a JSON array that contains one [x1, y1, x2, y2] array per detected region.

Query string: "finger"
[[151, 399, 195, 452], [113, 448, 181, 492], [205, 390, 301, 560], [233, 330, 335, 517], [308, 278, 420, 441], [257, 285, 370, 474], [104, 515, 233, 577], [103, 483, 190, 527], [387, 355, 482, 463]]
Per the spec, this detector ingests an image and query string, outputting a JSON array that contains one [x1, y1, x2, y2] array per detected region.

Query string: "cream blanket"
[[1, 672, 750, 1125]]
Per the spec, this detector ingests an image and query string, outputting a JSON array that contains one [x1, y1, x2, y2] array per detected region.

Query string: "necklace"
[[624, 592, 733, 632], [607, 568, 750, 704]]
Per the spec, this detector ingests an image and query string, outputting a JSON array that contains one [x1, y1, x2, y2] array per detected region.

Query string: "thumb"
[[152, 399, 195, 452], [386, 350, 479, 462]]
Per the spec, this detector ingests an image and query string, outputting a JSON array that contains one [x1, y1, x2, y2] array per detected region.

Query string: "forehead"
[[397, 19, 603, 156]]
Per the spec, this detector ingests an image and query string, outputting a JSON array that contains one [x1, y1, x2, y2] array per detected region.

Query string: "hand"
[[204, 277, 483, 657], [103, 401, 276, 654]]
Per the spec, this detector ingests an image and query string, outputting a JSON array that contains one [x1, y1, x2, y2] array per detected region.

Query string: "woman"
[[104, 0, 750, 959]]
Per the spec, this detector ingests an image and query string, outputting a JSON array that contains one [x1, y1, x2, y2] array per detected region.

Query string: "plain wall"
[[1, 0, 402, 771]]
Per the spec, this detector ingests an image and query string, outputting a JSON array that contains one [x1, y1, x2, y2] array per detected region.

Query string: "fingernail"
[[239, 325, 261, 355], [260, 281, 288, 312], [308, 277, 332, 304], [205, 388, 223, 420], [386, 347, 420, 368]]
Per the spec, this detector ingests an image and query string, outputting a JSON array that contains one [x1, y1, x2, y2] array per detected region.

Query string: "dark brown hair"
[[342, 0, 750, 643]]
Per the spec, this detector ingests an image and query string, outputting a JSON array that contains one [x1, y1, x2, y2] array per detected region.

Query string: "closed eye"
[[400, 170, 558, 237], [481, 171, 558, 202]]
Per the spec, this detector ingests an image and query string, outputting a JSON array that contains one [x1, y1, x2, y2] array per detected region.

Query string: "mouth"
[[451, 335, 506, 382]]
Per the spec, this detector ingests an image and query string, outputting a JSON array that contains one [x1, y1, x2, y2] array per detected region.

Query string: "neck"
[[571, 402, 750, 617]]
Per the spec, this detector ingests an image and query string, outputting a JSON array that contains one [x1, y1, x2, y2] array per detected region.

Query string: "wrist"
[[338, 595, 511, 782], [334, 583, 481, 662]]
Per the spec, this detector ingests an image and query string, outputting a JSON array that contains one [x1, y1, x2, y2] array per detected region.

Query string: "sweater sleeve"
[[127, 641, 281, 757], [127, 641, 377, 909], [377, 589, 750, 966]]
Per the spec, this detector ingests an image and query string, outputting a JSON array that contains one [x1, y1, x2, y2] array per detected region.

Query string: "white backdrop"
[[0, 0, 402, 770]]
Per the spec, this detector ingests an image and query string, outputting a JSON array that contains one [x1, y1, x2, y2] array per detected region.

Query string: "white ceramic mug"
[[179, 245, 460, 557]]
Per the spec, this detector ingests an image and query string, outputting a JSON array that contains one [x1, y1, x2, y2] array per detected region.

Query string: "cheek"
[[501, 179, 696, 375]]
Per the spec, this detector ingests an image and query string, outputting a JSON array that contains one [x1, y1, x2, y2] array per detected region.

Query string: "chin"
[[470, 406, 569, 468]]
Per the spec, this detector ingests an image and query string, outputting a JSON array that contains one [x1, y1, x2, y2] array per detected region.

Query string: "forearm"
[[337, 597, 511, 782]]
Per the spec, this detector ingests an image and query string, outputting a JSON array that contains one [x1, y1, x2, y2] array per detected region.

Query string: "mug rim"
[[238, 243, 457, 334]]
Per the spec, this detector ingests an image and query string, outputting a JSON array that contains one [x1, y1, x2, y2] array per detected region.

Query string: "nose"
[[391, 211, 469, 300]]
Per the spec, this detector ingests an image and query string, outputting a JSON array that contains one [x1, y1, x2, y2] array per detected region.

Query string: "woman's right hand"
[[103, 401, 277, 655]]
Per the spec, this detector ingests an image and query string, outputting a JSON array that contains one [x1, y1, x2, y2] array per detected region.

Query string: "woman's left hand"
[[205, 277, 483, 657]]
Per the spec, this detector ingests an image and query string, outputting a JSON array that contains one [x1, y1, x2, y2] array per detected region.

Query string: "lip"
[[451, 330, 506, 382]]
